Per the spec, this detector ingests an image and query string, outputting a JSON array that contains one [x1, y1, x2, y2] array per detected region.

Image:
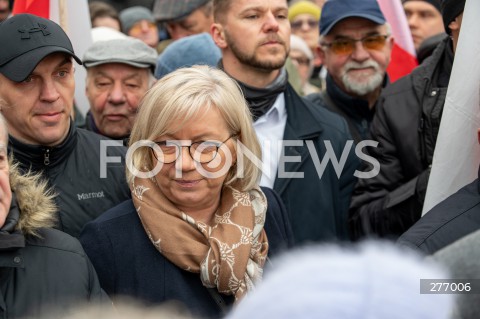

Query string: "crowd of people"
[[0, 0, 478, 318]]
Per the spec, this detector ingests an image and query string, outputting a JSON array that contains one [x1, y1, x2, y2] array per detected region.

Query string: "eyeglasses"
[[320, 34, 390, 55], [290, 56, 311, 66], [291, 19, 319, 30], [152, 135, 236, 164]]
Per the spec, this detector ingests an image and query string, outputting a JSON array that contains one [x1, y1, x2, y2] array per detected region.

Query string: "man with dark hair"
[[0, 112, 108, 318], [349, 0, 465, 240], [212, 0, 359, 243], [402, 0, 445, 52], [0, 14, 130, 237]]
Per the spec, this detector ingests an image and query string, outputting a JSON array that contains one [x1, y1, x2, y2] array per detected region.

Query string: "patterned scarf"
[[131, 176, 269, 301]]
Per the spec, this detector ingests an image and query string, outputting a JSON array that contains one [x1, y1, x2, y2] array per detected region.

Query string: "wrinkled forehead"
[[327, 17, 386, 38]]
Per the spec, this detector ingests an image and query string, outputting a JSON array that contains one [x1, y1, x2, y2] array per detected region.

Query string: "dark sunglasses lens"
[[363, 35, 387, 50], [331, 40, 355, 55]]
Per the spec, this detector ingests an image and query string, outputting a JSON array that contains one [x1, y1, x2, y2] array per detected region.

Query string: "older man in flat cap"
[[153, 0, 213, 41], [83, 37, 157, 143]]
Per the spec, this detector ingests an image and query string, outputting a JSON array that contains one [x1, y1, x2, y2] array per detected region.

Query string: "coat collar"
[[282, 84, 323, 140], [325, 73, 378, 122], [8, 120, 77, 171], [274, 84, 323, 195]]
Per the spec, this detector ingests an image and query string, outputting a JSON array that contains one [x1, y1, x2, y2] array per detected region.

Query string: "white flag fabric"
[[50, 0, 92, 117], [422, 0, 480, 215]]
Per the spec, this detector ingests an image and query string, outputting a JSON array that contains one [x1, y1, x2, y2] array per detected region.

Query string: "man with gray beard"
[[350, 0, 464, 240], [305, 0, 393, 144]]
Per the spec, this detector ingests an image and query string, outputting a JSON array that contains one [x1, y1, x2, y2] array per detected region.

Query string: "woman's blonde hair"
[[127, 65, 262, 191]]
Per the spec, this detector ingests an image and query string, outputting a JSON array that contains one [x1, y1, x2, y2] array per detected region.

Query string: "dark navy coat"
[[80, 187, 294, 318], [275, 84, 359, 243]]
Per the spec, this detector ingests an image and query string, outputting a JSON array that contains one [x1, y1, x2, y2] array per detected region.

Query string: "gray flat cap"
[[153, 0, 210, 22], [83, 38, 158, 72]]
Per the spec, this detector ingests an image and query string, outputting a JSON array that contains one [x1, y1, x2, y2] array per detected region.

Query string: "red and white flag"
[[377, 0, 418, 82], [423, 0, 480, 215], [12, 0, 92, 116]]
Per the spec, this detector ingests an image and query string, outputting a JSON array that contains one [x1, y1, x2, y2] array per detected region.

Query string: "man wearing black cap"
[[349, 0, 465, 240], [0, 14, 130, 238], [305, 0, 393, 145], [402, 0, 445, 52], [212, 0, 360, 243]]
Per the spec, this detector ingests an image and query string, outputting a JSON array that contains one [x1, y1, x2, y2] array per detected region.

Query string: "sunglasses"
[[291, 19, 319, 30], [129, 21, 157, 34], [320, 34, 390, 55], [290, 56, 311, 66]]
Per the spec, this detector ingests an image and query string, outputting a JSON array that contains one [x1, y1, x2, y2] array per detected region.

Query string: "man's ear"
[[211, 23, 227, 49], [316, 45, 326, 62], [312, 44, 323, 67], [448, 14, 462, 33]]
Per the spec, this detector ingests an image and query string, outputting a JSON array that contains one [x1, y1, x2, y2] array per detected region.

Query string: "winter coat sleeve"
[[349, 96, 425, 240], [261, 186, 295, 253], [80, 220, 116, 296]]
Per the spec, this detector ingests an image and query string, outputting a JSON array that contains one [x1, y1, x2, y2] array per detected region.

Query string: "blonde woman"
[[81, 66, 293, 318]]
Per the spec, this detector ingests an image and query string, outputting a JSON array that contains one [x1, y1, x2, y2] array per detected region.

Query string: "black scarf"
[[0, 193, 26, 250], [218, 60, 288, 121]]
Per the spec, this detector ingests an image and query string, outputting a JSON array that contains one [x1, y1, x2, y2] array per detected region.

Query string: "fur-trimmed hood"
[[9, 161, 57, 237]]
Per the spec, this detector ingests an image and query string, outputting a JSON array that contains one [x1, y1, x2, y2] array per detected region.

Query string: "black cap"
[[402, 0, 441, 13], [441, 0, 465, 33], [0, 14, 82, 82]]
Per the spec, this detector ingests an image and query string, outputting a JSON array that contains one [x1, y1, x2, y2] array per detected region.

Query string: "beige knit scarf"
[[131, 176, 269, 301]]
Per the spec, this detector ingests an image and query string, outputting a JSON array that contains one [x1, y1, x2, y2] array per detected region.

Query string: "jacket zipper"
[[44, 148, 50, 166]]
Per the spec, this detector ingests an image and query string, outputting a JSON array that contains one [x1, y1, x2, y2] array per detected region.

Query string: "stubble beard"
[[226, 32, 288, 71]]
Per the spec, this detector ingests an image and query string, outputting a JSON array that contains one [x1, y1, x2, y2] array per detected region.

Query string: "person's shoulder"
[[398, 179, 480, 252], [75, 127, 127, 155], [303, 91, 324, 106], [27, 228, 87, 258], [304, 97, 352, 138], [381, 72, 415, 97], [88, 199, 136, 225]]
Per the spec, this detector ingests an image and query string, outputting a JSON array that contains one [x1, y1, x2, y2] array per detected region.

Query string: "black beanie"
[[402, 0, 441, 12], [442, 0, 466, 32]]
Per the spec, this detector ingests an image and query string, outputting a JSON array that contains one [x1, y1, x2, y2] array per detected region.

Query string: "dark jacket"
[[275, 84, 359, 243], [8, 123, 131, 238], [397, 173, 480, 255], [80, 187, 294, 318], [349, 37, 454, 240], [305, 74, 377, 144], [80, 111, 130, 146], [0, 164, 107, 318]]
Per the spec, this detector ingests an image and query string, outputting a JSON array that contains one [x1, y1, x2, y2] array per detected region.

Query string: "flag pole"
[[58, 0, 68, 33]]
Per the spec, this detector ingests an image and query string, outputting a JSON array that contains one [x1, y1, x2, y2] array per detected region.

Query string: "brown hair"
[[89, 1, 121, 28], [213, 0, 232, 23]]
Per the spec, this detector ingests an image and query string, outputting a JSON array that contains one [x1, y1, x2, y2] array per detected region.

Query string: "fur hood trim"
[[9, 161, 57, 237]]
